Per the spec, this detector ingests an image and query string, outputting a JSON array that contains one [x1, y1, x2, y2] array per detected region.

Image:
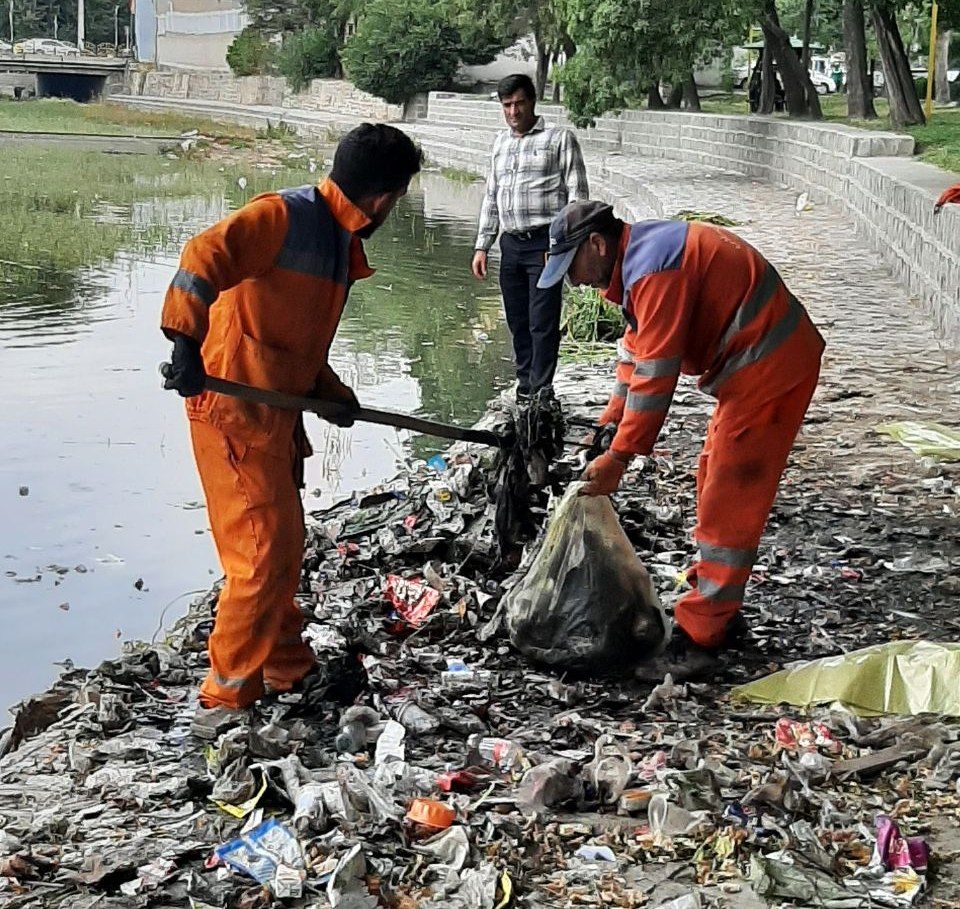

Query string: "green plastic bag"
[[876, 421, 960, 460], [732, 641, 960, 717]]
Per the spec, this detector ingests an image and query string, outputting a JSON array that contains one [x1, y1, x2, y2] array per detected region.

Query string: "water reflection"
[[0, 169, 512, 712]]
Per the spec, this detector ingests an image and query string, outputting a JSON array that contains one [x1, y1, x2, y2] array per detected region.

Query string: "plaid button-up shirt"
[[475, 116, 589, 251]]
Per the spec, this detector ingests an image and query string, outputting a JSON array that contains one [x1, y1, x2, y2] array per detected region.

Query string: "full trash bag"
[[502, 483, 667, 673]]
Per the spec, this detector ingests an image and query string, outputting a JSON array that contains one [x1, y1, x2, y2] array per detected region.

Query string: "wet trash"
[[1, 364, 958, 907], [873, 814, 929, 872], [500, 483, 666, 672], [733, 641, 960, 716], [876, 421, 960, 460], [384, 573, 441, 626], [405, 797, 456, 832], [18, 485, 28, 496], [215, 817, 304, 893]]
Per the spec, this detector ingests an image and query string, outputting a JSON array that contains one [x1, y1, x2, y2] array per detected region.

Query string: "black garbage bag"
[[502, 483, 667, 674]]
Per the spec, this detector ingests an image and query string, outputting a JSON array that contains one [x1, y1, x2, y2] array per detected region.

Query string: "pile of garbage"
[[1, 364, 958, 908]]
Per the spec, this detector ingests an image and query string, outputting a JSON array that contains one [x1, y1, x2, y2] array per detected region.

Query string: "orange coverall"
[[161, 178, 374, 708], [600, 221, 825, 648]]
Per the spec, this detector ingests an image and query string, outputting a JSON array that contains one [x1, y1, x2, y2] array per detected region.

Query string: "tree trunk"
[[759, 47, 777, 113], [871, 1, 925, 126], [665, 81, 683, 108], [801, 0, 815, 69], [843, 0, 877, 118], [683, 72, 701, 110], [647, 82, 666, 109], [934, 28, 952, 104], [534, 33, 550, 100], [762, 0, 823, 118]]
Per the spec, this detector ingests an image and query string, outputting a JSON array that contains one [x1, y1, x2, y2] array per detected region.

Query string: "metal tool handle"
[[162, 365, 504, 448]]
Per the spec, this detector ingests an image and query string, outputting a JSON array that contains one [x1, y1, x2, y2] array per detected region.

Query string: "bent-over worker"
[[934, 182, 960, 213], [161, 124, 423, 734], [538, 201, 825, 680]]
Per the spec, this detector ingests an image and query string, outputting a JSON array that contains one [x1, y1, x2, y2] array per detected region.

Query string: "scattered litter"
[[0, 368, 957, 907]]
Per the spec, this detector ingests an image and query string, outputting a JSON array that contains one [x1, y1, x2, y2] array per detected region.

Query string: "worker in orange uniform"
[[160, 124, 423, 736], [538, 201, 825, 680], [934, 183, 960, 213]]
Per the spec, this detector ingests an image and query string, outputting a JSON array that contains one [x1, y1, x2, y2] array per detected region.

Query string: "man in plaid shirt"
[[471, 73, 589, 402]]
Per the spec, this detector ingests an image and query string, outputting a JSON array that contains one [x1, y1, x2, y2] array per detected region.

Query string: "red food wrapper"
[[774, 718, 842, 755], [384, 574, 440, 626]]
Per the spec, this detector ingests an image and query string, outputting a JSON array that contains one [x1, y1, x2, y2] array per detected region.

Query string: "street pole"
[[924, 1, 938, 119], [114, 5, 119, 49], [8, 0, 12, 43], [77, 0, 85, 51]]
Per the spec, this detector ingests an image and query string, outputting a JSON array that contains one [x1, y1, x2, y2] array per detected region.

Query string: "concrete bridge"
[[0, 53, 127, 101]]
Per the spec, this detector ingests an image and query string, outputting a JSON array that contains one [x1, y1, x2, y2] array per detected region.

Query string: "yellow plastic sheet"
[[731, 641, 960, 717], [875, 421, 960, 460]]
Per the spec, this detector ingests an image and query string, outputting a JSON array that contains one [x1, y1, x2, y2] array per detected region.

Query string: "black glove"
[[161, 333, 206, 398], [586, 422, 618, 460], [324, 386, 360, 429]]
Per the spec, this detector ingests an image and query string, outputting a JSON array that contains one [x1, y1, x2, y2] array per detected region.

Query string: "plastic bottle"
[[335, 718, 367, 754], [468, 734, 524, 771], [335, 705, 381, 753]]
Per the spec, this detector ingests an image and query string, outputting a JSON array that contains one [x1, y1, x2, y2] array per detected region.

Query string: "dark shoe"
[[635, 628, 719, 683], [190, 703, 251, 740], [723, 612, 750, 650], [515, 389, 531, 406]]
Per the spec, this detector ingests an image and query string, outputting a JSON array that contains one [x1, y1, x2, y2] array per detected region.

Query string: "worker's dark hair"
[[330, 123, 423, 201], [497, 73, 537, 101]]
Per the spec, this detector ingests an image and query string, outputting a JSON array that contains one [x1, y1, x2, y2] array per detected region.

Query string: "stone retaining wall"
[[127, 69, 402, 123], [424, 93, 960, 341]]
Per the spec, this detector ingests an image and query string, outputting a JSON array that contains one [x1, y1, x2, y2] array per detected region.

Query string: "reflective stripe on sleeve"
[[612, 381, 629, 398], [626, 390, 673, 412], [171, 268, 216, 306]]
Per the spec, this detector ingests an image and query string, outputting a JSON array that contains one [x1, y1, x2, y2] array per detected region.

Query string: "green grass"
[[699, 92, 960, 174], [0, 144, 308, 305], [0, 98, 257, 138]]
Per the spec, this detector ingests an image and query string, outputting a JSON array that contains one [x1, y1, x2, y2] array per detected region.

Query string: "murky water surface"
[[0, 169, 513, 712]]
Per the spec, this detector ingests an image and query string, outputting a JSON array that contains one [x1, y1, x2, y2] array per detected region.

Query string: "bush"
[[341, 0, 462, 105], [561, 286, 624, 343], [226, 28, 274, 77], [277, 26, 340, 92], [914, 76, 928, 101]]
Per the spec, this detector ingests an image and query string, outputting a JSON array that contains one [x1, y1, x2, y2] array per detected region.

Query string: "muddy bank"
[[1, 361, 958, 908]]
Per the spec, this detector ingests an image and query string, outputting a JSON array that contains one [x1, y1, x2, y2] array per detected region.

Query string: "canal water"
[[0, 169, 514, 714]]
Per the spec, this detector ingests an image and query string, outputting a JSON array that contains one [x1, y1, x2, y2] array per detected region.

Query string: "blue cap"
[[537, 201, 617, 289]]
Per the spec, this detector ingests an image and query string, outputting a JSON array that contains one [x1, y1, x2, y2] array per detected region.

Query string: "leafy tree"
[[8, 0, 121, 46], [277, 25, 340, 89], [341, 0, 463, 103], [226, 28, 275, 76], [556, 0, 747, 126]]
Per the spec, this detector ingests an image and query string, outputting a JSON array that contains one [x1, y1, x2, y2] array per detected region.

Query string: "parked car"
[[13, 38, 81, 57]]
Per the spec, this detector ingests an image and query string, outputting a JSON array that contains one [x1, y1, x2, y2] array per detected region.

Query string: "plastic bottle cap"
[[405, 798, 456, 829]]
